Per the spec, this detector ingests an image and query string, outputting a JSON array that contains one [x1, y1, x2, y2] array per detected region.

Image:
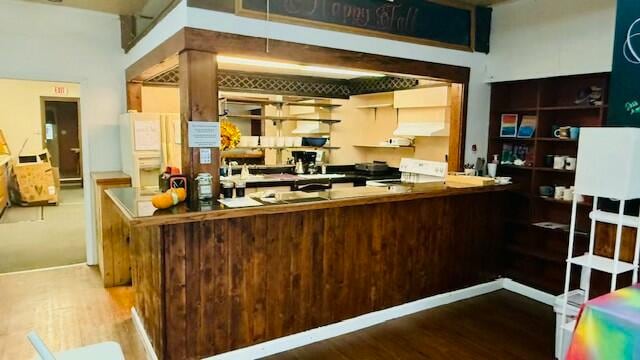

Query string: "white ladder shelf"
[[559, 196, 640, 358]]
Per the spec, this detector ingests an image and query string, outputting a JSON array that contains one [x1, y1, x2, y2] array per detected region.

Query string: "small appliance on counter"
[[291, 151, 317, 174], [398, 158, 447, 184], [366, 159, 446, 186], [387, 137, 413, 147], [355, 161, 389, 175]]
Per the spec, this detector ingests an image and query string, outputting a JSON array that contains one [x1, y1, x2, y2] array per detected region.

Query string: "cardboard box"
[[12, 162, 59, 204], [10, 149, 60, 205]]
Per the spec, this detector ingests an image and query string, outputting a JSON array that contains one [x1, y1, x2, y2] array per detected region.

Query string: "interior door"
[[43, 100, 81, 181]]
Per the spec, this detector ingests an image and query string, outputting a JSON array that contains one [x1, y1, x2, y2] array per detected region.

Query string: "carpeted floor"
[[0, 188, 86, 273]]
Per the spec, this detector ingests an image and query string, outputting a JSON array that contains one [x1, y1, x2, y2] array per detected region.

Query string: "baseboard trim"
[[501, 278, 555, 306], [204, 280, 503, 360], [0, 262, 86, 276], [131, 307, 159, 360]]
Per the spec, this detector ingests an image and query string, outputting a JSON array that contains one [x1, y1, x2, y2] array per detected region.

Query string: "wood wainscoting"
[[128, 191, 505, 359]]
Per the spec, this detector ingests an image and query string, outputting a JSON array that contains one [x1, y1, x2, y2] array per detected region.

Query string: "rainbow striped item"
[[567, 283, 640, 359]]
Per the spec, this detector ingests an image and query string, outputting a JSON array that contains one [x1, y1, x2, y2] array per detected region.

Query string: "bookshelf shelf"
[[488, 72, 609, 294]]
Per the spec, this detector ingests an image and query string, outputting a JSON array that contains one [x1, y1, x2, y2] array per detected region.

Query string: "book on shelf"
[[500, 114, 518, 137], [517, 115, 537, 138]]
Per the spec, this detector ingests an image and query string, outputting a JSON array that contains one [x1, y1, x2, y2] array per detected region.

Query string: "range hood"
[[393, 122, 449, 137]]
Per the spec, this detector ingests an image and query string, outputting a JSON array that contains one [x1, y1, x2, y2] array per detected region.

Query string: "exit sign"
[[53, 86, 68, 95]]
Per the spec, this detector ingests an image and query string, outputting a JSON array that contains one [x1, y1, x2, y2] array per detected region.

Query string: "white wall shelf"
[[353, 144, 414, 149], [589, 210, 640, 228], [356, 103, 393, 109], [236, 146, 340, 150], [568, 254, 636, 274]]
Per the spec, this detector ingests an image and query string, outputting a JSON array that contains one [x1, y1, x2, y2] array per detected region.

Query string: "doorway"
[[0, 79, 86, 273], [41, 98, 82, 183]]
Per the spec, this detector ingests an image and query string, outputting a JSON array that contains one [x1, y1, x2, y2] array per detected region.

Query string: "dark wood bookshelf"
[[489, 72, 609, 294]]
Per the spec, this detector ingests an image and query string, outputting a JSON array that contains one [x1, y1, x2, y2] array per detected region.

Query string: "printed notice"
[[188, 121, 220, 148], [200, 148, 212, 164], [134, 120, 161, 151]]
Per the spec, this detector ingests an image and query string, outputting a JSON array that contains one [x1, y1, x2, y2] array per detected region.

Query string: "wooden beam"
[[126, 29, 186, 82], [183, 28, 470, 83], [126, 83, 143, 112], [448, 83, 465, 172], [179, 50, 220, 202]]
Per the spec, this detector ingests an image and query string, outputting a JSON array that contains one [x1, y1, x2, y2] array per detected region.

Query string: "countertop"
[[107, 182, 513, 227], [91, 171, 131, 185]]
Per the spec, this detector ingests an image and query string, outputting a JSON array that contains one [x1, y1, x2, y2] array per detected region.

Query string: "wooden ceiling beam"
[[182, 28, 470, 84], [125, 29, 186, 82]]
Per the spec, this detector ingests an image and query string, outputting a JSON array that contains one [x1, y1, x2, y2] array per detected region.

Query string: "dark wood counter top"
[[107, 182, 513, 227]]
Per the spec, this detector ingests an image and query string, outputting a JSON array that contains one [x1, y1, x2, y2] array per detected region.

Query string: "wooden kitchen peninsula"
[[106, 183, 511, 359]]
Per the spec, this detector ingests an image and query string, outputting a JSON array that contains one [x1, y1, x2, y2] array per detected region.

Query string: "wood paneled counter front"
[[106, 183, 511, 360]]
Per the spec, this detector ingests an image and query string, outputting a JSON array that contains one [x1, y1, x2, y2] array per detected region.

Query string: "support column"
[[179, 50, 219, 202]]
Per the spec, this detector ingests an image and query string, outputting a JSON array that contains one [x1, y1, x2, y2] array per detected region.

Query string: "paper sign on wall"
[[188, 121, 220, 148], [134, 120, 161, 151], [45, 124, 54, 140], [200, 148, 212, 164]]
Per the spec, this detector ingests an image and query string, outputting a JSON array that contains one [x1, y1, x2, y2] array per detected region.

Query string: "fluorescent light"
[[216, 55, 385, 78]]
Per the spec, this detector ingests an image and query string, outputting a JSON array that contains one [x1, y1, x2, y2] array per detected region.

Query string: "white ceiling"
[[22, 0, 149, 15]]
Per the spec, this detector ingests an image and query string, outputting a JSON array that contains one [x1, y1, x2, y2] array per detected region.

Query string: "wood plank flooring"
[[0, 264, 145, 359], [0, 265, 553, 360], [265, 291, 555, 360]]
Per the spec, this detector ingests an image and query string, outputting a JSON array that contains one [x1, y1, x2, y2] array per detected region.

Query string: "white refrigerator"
[[119, 112, 181, 189]]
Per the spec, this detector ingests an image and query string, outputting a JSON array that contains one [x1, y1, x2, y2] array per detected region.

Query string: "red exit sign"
[[53, 86, 67, 95]]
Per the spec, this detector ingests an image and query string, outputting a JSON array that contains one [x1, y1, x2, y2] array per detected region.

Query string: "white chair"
[[27, 331, 125, 360]]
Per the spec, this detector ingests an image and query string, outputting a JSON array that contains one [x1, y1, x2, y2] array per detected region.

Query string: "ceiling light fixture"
[[216, 55, 385, 78]]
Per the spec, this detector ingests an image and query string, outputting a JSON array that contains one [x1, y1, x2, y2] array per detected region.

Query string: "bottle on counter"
[[195, 173, 213, 200]]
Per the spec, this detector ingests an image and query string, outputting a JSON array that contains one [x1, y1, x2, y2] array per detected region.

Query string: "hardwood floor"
[[0, 264, 145, 359], [265, 291, 555, 360], [0, 265, 553, 360]]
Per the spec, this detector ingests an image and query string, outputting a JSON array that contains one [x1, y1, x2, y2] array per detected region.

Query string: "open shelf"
[[235, 146, 340, 150], [539, 105, 603, 111], [353, 144, 415, 149], [568, 254, 636, 274], [538, 196, 591, 207], [534, 167, 575, 174], [356, 103, 393, 109], [489, 72, 609, 293], [226, 114, 341, 124], [536, 137, 578, 142], [222, 97, 341, 108], [589, 210, 640, 228]]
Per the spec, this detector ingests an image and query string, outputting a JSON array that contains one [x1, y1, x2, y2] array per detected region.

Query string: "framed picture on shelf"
[[500, 114, 518, 137], [517, 115, 537, 138]]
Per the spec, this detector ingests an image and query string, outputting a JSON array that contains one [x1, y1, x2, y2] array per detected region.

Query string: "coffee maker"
[[291, 151, 317, 174]]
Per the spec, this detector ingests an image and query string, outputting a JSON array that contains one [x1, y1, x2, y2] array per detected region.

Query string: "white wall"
[[0, 0, 125, 264], [487, 0, 617, 82], [125, 2, 492, 165], [0, 79, 80, 156]]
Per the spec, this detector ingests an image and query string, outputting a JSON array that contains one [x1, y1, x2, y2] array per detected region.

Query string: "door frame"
[[40, 96, 82, 182]]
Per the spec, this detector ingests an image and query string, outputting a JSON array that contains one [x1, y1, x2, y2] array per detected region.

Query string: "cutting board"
[[445, 174, 496, 186]]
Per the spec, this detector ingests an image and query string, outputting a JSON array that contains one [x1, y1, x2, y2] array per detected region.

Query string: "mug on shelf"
[[569, 127, 580, 140], [565, 157, 577, 171], [544, 154, 555, 168], [539, 185, 554, 197], [554, 126, 571, 139], [563, 187, 574, 202], [554, 186, 566, 200], [553, 155, 567, 170]]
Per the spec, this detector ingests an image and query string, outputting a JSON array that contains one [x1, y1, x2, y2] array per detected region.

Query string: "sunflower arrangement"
[[220, 119, 241, 151]]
